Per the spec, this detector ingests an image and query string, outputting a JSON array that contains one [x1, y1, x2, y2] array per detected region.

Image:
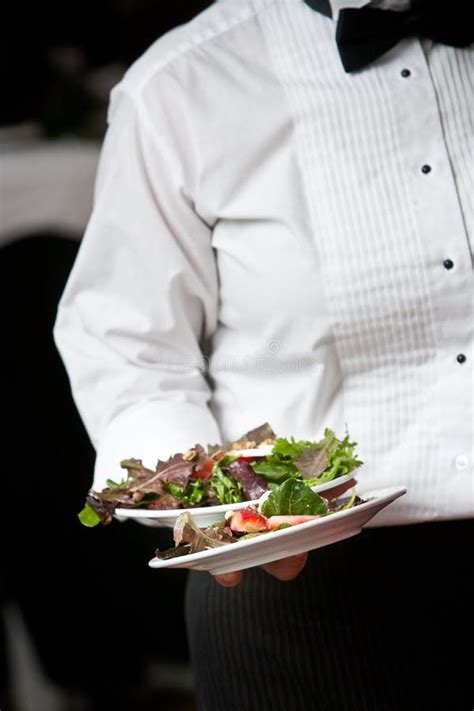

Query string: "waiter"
[[54, 0, 473, 708]]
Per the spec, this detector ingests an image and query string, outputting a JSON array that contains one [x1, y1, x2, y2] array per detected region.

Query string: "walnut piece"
[[211, 449, 227, 462], [231, 440, 257, 450], [258, 438, 275, 446], [182, 448, 198, 462]]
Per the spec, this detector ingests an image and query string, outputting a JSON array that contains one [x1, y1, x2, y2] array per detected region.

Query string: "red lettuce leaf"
[[85, 494, 117, 525], [294, 447, 329, 479], [210, 422, 277, 453], [224, 460, 268, 500]]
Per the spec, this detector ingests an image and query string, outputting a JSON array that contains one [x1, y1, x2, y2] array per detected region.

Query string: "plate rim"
[[148, 485, 407, 569]]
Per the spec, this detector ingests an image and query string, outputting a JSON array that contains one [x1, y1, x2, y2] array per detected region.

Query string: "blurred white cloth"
[[0, 130, 100, 245]]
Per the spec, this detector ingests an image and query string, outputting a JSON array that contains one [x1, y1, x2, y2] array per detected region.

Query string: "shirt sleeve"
[[53, 80, 222, 490]]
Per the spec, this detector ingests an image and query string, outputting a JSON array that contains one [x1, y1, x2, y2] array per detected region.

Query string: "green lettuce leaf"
[[271, 436, 321, 459], [340, 487, 357, 510], [78, 504, 101, 528], [210, 458, 244, 504], [164, 480, 206, 505], [106, 477, 130, 489], [260, 479, 328, 517], [305, 429, 363, 484], [251, 460, 300, 483]]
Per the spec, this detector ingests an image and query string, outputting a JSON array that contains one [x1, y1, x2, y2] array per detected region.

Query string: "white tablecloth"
[[1, 130, 100, 246]]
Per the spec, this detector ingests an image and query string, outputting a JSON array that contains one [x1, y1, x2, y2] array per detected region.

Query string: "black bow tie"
[[304, 0, 473, 72]]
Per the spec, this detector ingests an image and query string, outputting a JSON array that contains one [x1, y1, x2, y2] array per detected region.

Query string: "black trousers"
[[185, 519, 473, 711]]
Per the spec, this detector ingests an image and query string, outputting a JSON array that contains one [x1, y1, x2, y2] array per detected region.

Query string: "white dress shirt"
[[54, 0, 473, 525]]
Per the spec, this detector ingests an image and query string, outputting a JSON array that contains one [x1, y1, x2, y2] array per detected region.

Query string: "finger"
[[262, 551, 308, 581], [214, 571, 243, 587]]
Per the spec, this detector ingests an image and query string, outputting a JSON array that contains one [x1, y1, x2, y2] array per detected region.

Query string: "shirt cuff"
[[92, 400, 222, 491]]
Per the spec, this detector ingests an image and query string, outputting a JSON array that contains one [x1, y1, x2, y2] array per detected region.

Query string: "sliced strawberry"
[[193, 456, 216, 479], [229, 508, 269, 533], [266, 514, 321, 530]]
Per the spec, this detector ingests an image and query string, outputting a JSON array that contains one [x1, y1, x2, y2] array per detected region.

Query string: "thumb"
[[262, 552, 308, 581]]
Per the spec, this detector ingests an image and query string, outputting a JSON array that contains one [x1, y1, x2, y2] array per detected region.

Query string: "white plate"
[[148, 486, 407, 575], [115, 472, 359, 529]]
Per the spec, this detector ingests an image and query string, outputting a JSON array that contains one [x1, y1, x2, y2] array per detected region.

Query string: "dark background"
[[1, 3, 213, 710], [2, 1, 212, 130]]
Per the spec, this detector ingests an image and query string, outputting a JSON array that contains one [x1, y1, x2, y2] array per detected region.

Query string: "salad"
[[155, 478, 365, 560], [79, 422, 363, 528]]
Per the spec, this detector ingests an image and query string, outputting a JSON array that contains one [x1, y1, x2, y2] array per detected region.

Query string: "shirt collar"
[[330, 0, 410, 20], [330, 0, 369, 18]]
